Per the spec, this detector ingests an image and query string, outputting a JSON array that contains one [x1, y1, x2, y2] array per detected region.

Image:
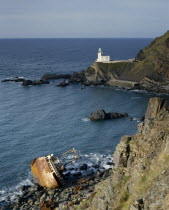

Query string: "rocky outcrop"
[[81, 31, 169, 93], [56, 80, 70, 87], [1, 77, 25, 83], [75, 97, 169, 209], [2, 97, 169, 210], [69, 72, 87, 84], [89, 109, 128, 121], [22, 80, 50, 86], [40, 73, 71, 80]]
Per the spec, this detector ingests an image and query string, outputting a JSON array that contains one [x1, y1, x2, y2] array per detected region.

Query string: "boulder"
[[79, 164, 88, 170], [56, 81, 70, 87], [40, 73, 71, 80], [89, 109, 128, 121], [89, 109, 106, 120], [1, 77, 25, 83], [69, 72, 86, 84], [22, 80, 49, 86]]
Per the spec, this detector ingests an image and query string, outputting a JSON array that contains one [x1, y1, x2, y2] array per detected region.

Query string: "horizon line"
[[0, 37, 153, 39]]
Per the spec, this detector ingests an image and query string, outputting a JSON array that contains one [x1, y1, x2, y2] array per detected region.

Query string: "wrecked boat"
[[31, 148, 78, 189]]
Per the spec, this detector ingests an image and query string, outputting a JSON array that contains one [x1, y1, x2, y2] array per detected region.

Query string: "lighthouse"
[[96, 48, 110, 62]]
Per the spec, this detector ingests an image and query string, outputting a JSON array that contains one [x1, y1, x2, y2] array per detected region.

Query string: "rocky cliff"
[[83, 31, 169, 93], [75, 97, 169, 210]]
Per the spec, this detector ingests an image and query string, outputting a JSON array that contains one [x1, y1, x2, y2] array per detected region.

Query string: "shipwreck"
[[31, 148, 78, 189]]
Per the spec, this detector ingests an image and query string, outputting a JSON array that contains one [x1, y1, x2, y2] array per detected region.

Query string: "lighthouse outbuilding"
[[96, 48, 110, 62]]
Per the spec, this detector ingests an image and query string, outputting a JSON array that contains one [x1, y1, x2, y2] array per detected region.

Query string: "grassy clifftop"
[[84, 31, 169, 91], [120, 31, 169, 82]]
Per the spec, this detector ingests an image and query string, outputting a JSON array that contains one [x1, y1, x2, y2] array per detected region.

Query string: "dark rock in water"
[[22, 79, 49, 86], [89, 109, 128, 121], [73, 172, 82, 177], [129, 117, 133, 121], [1, 77, 25, 83], [22, 80, 33, 86], [56, 81, 70, 87], [89, 109, 106, 121], [79, 164, 88, 170], [92, 164, 100, 169], [106, 162, 114, 166], [40, 73, 71, 81], [106, 112, 128, 119]]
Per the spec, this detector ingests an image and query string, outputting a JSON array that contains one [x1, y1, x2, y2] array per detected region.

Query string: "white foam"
[[0, 173, 33, 203], [81, 118, 90, 122], [64, 152, 113, 176]]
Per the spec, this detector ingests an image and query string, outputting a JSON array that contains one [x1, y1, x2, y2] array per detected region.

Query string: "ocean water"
[[0, 38, 164, 202]]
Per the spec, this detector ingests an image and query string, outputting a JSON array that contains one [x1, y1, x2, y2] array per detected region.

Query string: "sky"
[[0, 0, 168, 38]]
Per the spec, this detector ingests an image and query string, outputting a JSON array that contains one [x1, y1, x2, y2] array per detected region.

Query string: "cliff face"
[[84, 31, 169, 92], [120, 31, 169, 82], [76, 97, 169, 210]]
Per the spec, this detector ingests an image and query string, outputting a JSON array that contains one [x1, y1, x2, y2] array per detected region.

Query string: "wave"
[[64, 152, 113, 176], [81, 118, 90, 122], [0, 173, 33, 203]]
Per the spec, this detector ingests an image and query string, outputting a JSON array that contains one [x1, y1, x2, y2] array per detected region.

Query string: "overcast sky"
[[0, 0, 168, 38]]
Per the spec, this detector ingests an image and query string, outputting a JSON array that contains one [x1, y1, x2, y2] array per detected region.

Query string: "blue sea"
[[0, 38, 164, 202]]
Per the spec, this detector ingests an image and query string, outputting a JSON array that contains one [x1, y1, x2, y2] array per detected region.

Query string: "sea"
[[0, 38, 165, 203]]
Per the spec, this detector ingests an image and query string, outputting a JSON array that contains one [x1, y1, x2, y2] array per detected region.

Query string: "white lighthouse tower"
[[97, 48, 102, 61], [96, 48, 110, 62]]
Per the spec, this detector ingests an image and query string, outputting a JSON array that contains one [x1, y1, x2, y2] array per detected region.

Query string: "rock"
[[28, 187, 35, 192], [140, 115, 145, 121], [73, 172, 82, 177], [1, 77, 25, 83], [79, 164, 88, 170], [40, 73, 71, 80], [89, 109, 128, 121], [22, 79, 49, 86], [40, 193, 47, 202], [106, 162, 114, 165], [56, 80, 70, 87], [67, 201, 74, 207], [90, 109, 107, 120], [106, 112, 128, 119], [145, 97, 168, 120], [92, 164, 100, 169], [69, 72, 86, 84]]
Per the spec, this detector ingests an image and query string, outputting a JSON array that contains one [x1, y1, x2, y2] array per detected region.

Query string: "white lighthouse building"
[[96, 48, 110, 62]]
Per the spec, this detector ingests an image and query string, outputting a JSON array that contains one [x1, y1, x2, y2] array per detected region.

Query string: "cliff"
[[83, 31, 169, 93], [75, 97, 169, 210]]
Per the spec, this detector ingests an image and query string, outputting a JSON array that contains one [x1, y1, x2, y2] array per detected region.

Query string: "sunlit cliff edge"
[[83, 31, 169, 93]]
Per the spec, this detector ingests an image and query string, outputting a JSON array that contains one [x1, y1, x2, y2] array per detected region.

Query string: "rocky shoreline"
[[2, 97, 169, 210], [1, 167, 113, 210], [1, 31, 169, 95]]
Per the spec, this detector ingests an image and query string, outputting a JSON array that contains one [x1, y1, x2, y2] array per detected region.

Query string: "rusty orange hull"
[[31, 157, 62, 189]]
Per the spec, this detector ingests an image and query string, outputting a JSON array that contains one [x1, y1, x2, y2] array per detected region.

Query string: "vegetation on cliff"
[[84, 31, 169, 93], [120, 31, 169, 82]]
